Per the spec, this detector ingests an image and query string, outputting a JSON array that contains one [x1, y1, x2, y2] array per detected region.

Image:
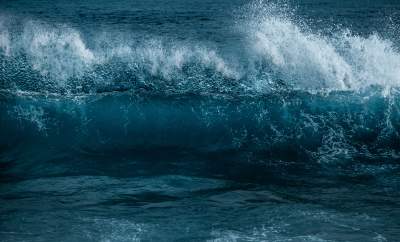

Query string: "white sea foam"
[[0, 2, 400, 93], [12, 22, 239, 88], [249, 16, 353, 89], [341, 33, 400, 89], [127, 40, 239, 80], [22, 22, 96, 84], [245, 1, 400, 91]]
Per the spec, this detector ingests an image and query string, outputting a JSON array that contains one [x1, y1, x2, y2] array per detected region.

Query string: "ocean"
[[0, 0, 399, 241]]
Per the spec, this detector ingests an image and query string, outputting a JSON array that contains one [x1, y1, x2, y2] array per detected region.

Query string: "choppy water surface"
[[1, 0, 400, 241]]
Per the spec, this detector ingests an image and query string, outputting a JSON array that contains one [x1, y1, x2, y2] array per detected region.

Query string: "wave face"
[[1, 1, 400, 242]]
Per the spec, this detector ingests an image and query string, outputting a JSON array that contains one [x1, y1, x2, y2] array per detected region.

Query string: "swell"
[[1, 88, 400, 158], [1, 89, 400, 183], [0, 2, 400, 94]]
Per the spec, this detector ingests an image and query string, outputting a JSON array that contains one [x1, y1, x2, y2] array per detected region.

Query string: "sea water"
[[0, 0, 399, 241]]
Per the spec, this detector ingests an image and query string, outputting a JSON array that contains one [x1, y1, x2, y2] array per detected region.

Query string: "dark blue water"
[[1, 0, 400, 241]]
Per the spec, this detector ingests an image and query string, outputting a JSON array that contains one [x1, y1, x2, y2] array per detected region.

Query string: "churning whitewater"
[[0, 1, 400, 241], [1, 2, 400, 94]]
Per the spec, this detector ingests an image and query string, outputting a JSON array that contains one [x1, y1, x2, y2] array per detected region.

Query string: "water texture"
[[0, 0, 400, 241]]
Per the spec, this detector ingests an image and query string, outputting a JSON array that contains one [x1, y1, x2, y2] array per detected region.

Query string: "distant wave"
[[0, 2, 400, 95]]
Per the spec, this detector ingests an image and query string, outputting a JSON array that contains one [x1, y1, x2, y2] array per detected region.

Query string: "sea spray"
[[0, 2, 400, 94]]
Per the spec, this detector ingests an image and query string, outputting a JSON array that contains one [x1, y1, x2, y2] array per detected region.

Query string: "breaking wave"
[[1, 2, 400, 242], [0, 18, 239, 94], [0, 2, 399, 95], [1, 1, 400, 171], [244, 2, 400, 91]]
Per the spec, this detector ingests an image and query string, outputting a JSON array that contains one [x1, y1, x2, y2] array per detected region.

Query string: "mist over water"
[[1, 1, 400, 241]]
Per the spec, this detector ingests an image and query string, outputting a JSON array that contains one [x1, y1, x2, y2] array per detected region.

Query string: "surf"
[[0, 2, 400, 95]]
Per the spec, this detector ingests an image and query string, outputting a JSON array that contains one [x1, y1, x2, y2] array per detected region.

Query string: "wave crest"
[[0, 20, 239, 93], [0, 2, 400, 94], [245, 1, 400, 91]]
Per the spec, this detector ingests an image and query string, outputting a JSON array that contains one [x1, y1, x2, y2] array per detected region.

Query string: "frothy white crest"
[[196, 48, 239, 79], [15, 21, 238, 88], [131, 41, 239, 79], [22, 22, 96, 83], [136, 40, 187, 78], [247, 2, 400, 91], [252, 17, 352, 89], [342, 33, 400, 89], [2, 5, 400, 93]]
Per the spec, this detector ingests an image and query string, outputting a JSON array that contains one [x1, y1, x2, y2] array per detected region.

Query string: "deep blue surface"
[[0, 0, 400, 241]]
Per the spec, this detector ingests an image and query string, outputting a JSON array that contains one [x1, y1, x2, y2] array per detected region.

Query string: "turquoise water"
[[0, 1, 400, 241]]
